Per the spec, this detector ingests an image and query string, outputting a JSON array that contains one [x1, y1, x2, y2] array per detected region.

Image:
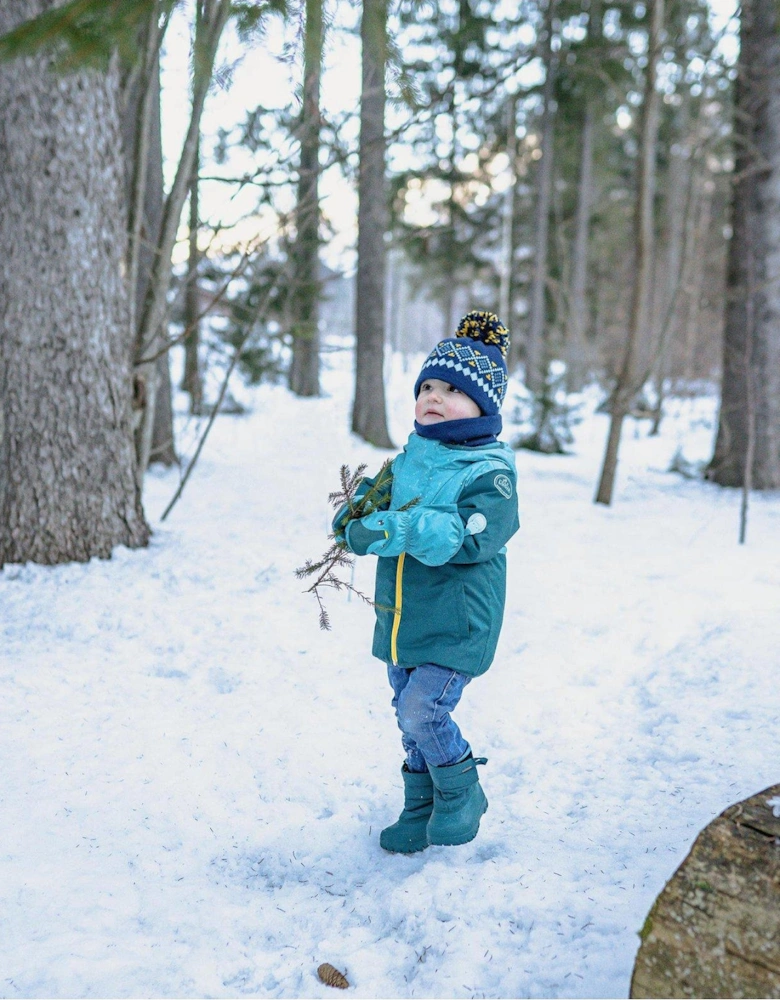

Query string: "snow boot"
[[427, 754, 488, 847], [379, 765, 434, 854]]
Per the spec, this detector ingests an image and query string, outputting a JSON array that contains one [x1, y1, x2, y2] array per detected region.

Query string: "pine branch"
[[297, 461, 420, 631], [0, 0, 180, 71], [327, 463, 367, 513], [296, 539, 375, 632]]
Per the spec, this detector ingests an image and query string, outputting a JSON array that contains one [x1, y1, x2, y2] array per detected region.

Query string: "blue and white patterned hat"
[[414, 311, 510, 415]]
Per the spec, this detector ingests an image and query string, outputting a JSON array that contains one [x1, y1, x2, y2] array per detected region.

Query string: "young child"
[[335, 311, 519, 853]]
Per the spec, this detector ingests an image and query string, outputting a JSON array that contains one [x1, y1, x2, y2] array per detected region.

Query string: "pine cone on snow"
[[317, 963, 349, 989]]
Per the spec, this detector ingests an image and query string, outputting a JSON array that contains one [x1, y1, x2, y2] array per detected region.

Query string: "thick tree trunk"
[[631, 783, 780, 999], [595, 0, 664, 505], [708, 0, 780, 489], [0, 2, 149, 565], [288, 0, 322, 398], [351, 0, 393, 447]]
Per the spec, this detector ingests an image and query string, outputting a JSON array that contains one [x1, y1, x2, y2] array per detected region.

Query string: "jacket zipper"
[[390, 552, 405, 665]]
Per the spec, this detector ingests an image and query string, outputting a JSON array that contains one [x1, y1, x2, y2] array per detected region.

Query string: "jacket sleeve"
[[447, 469, 520, 564], [346, 467, 519, 567], [346, 504, 464, 566]]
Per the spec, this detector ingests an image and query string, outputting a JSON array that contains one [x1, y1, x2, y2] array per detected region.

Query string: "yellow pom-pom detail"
[[455, 310, 509, 357]]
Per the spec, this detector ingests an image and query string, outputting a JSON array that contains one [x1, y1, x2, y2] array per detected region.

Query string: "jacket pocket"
[[401, 563, 469, 647]]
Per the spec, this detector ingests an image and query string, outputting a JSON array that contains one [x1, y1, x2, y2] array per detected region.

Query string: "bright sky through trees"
[[160, 0, 738, 270]]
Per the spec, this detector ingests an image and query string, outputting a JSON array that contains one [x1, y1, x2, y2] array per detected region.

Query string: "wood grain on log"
[[631, 783, 780, 999]]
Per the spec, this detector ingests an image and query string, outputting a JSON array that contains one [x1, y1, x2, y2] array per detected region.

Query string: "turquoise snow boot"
[[427, 754, 488, 847], [379, 765, 434, 854]]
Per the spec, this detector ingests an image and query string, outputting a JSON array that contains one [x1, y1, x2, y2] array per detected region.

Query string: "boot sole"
[[380, 840, 429, 854]]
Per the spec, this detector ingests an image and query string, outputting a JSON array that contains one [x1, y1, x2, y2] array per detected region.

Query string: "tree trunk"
[[595, 0, 664, 505], [0, 2, 149, 565], [526, 0, 557, 393], [566, 102, 595, 390], [182, 143, 203, 414], [631, 783, 780, 999], [351, 0, 393, 447], [150, 351, 176, 464], [648, 94, 692, 434], [288, 0, 322, 398], [708, 0, 780, 489], [135, 0, 230, 476], [499, 96, 517, 336], [682, 177, 712, 379], [121, 19, 176, 466], [146, 54, 176, 467]]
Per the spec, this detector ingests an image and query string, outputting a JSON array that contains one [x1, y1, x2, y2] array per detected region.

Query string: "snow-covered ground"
[[2, 351, 779, 1000]]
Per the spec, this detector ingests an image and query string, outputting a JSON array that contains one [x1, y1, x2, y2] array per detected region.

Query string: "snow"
[[2, 350, 779, 999]]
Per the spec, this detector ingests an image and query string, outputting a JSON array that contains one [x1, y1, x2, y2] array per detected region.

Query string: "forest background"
[[1, 2, 780, 997], [1, 0, 778, 562]]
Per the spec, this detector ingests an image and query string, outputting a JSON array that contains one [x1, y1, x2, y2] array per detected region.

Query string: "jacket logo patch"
[[493, 474, 513, 499]]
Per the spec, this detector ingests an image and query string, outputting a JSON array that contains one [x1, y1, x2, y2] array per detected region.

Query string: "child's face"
[[415, 378, 481, 424]]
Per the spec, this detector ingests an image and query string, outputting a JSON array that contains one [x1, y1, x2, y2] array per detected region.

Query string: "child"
[[335, 311, 520, 853]]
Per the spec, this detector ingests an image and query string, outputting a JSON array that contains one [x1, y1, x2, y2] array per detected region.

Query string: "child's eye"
[[447, 386, 461, 393]]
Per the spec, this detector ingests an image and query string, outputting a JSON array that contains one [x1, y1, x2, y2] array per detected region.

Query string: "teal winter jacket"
[[342, 433, 520, 677]]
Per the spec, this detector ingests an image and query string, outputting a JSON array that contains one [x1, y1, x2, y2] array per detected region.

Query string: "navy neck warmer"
[[413, 413, 502, 447]]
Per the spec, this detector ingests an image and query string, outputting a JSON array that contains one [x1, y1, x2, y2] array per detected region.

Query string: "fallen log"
[[631, 783, 780, 999]]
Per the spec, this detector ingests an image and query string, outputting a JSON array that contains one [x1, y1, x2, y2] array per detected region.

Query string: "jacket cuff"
[[345, 518, 387, 556]]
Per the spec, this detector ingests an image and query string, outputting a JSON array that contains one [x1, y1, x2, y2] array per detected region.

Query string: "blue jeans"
[[387, 663, 471, 772]]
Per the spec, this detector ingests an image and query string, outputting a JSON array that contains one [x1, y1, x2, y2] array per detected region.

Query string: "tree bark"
[[121, 12, 176, 466], [135, 0, 230, 476], [708, 0, 780, 489], [595, 0, 664, 505], [682, 177, 712, 379], [351, 0, 393, 447], [525, 0, 558, 393], [0, 0, 149, 565], [182, 142, 203, 414], [499, 96, 517, 336], [288, 0, 322, 398], [566, 102, 595, 390], [564, 0, 601, 390], [631, 783, 780, 999], [146, 52, 176, 467], [648, 94, 692, 434]]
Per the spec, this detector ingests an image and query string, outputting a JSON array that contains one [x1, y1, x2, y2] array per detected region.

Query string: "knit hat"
[[414, 311, 510, 416]]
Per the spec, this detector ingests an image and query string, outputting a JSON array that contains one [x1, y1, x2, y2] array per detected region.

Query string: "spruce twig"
[[295, 540, 375, 631], [296, 461, 418, 630]]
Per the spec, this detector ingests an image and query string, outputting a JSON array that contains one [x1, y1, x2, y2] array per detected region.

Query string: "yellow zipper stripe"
[[390, 552, 405, 665]]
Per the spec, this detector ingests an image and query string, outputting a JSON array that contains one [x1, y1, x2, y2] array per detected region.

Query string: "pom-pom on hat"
[[414, 310, 510, 415]]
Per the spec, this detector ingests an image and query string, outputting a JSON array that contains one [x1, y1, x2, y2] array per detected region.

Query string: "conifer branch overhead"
[[0, 0, 180, 71], [0, 0, 289, 72]]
